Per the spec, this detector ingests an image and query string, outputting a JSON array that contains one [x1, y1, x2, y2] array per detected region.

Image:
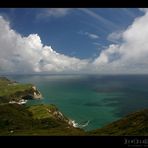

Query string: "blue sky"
[[0, 8, 143, 59], [0, 8, 148, 74]]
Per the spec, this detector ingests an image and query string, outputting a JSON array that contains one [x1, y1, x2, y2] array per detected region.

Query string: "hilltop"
[[88, 109, 148, 136]]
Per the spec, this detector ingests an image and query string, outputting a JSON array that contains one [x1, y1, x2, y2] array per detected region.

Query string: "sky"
[[0, 8, 148, 74]]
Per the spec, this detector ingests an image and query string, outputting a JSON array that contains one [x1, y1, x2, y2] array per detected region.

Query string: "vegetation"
[[0, 77, 33, 103], [1, 77, 148, 136], [88, 109, 148, 136], [0, 103, 85, 136], [28, 104, 59, 119]]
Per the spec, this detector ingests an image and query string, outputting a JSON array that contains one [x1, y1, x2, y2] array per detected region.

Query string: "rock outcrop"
[[0, 77, 43, 103], [32, 86, 43, 99]]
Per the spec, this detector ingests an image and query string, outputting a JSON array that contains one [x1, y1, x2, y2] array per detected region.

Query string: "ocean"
[[5, 74, 148, 131]]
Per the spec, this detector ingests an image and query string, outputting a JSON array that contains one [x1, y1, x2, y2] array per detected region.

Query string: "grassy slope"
[[0, 103, 85, 136], [28, 104, 59, 119], [88, 109, 148, 136], [0, 77, 33, 103], [0, 77, 85, 135]]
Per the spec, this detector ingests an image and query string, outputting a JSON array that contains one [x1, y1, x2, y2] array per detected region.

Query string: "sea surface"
[[5, 74, 148, 131]]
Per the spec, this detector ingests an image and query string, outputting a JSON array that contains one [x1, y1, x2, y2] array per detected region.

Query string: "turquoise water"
[[6, 74, 148, 131]]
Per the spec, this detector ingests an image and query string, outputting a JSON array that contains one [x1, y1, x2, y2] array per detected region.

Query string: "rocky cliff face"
[[31, 86, 43, 99], [27, 104, 76, 128], [21, 85, 43, 100], [0, 77, 43, 103]]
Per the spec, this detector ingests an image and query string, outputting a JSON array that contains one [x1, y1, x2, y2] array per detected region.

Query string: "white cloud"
[[0, 15, 89, 74], [1, 9, 148, 74], [38, 8, 70, 18], [93, 42, 101, 46], [93, 10, 148, 74], [107, 31, 123, 43], [79, 31, 99, 39], [85, 32, 99, 39]]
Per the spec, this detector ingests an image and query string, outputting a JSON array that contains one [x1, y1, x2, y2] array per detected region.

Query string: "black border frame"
[[0, 0, 148, 147]]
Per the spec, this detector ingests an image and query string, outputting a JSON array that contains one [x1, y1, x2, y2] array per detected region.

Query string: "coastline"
[[1, 76, 148, 136]]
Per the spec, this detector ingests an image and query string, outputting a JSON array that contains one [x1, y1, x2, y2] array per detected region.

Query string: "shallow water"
[[6, 74, 148, 131]]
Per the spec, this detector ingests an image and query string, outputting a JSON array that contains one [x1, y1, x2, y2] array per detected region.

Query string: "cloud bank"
[[0, 9, 148, 74], [0, 16, 88, 74], [93, 9, 148, 74]]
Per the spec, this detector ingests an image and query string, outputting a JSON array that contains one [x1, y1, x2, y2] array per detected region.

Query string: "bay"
[[6, 74, 148, 131]]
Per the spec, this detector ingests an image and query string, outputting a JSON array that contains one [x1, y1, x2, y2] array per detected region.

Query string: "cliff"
[[0, 77, 85, 136], [0, 103, 85, 136], [0, 77, 42, 104]]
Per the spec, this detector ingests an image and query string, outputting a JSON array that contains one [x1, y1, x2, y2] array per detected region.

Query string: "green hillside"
[[88, 109, 148, 136], [0, 103, 85, 136], [0, 77, 85, 135]]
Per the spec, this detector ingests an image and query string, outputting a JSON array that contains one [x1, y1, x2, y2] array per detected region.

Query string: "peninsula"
[[0, 77, 85, 135]]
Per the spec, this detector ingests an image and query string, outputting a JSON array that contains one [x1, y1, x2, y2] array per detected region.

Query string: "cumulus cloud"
[[93, 9, 148, 74], [0, 16, 88, 74], [107, 31, 123, 43], [1, 9, 148, 74]]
